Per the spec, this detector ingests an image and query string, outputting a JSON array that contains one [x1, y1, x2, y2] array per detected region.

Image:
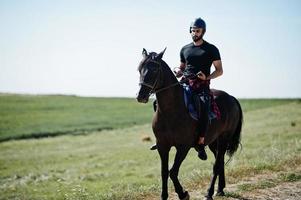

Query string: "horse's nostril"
[[136, 93, 149, 103], [137, 98, 147, 103]]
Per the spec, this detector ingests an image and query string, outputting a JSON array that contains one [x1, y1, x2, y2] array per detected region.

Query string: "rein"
[[139, 59, 179, 95]]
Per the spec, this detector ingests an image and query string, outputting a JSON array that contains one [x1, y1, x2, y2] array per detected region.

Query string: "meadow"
[[0, 94, 294, 141], [0, 94, 300, 199], [0, 94, 153, 141]]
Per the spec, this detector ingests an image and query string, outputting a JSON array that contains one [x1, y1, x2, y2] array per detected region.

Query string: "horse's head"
[[136, 48, 166, 103]]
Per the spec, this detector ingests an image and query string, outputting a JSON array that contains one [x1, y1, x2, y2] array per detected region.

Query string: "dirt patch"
[[218, 167, 301, 200], [148, 168, 301, 200], [236, 181, 301, 200], [167, 180, 301, 200]]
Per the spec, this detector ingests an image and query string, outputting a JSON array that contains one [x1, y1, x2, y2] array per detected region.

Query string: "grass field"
[[0, 94, 153, 141], [0, 94, 296, 141], [0, 95, 300, 200]]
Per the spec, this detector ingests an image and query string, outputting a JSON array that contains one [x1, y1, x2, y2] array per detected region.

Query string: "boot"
[[150, 144, 157, 150]]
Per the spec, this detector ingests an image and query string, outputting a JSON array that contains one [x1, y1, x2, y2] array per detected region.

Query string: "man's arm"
[[179, 62, 186, 70], [197, 60, 223, 80], [206, 60, 223, 80], [174, 62, 186, 77]]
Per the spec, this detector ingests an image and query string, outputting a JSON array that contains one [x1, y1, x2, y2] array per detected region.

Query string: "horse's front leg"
[[170, 145, 190, 200], [157, 145, 171, 200]]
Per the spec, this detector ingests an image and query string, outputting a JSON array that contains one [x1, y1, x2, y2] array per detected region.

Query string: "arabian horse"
[[136, 48, 242, 200]]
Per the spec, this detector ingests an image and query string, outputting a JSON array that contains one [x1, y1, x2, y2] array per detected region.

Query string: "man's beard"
[[192, 35, 202, 42]]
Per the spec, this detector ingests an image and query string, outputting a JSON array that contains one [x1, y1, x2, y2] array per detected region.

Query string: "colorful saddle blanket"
[[183, 84, 221, 121]]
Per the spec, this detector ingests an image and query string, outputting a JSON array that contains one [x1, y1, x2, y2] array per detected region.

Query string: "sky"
[[0, 0, 300, 98]]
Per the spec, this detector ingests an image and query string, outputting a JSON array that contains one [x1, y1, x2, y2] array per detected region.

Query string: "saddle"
[[183, 83, 220, 122], [152, 79, 221, 123]]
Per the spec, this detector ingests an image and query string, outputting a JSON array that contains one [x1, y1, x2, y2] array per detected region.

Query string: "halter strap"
[[139, 59, 179, 94]]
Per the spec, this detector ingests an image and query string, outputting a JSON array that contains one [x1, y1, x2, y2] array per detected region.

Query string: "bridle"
[[139, 57, 179, 95]]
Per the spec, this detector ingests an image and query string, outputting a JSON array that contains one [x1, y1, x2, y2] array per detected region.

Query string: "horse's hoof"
[[204, 195, 213, 200], [180, 191, 190, 200], [216, 191, 225, 196]]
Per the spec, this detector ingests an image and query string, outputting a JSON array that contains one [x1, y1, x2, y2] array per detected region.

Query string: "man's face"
[[191, 28, 204, 42]]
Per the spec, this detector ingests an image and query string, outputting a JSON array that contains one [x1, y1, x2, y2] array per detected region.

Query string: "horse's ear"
[[142, 48, 148, 57], [156, 47, 167, 59]]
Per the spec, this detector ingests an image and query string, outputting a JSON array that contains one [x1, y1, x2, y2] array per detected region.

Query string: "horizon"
[[1, 91, 300, 100]]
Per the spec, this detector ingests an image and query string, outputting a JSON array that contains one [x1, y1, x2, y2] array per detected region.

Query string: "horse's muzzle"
[[136, 86, 150, 103], [136, 95, 149, 103]]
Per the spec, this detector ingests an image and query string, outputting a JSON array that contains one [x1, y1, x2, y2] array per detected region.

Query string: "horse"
[[136, 48, 243, 200]]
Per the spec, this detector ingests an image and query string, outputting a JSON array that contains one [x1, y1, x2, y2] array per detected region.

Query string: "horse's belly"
[[153, 120, 197, 146]]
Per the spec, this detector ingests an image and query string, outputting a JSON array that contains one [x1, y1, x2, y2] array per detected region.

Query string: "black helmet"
[[190, 18, 206, 33]]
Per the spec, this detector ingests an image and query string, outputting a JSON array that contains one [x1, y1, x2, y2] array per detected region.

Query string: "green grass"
[[238, 98, 299, 112], [236, 172, 301, 193], [237, 180, 277, 192], [279, 173, 301, 182], [0, 94, 153, 141], [0, 93, 299, 141], [0, 99, 300, 199], [224, 191, 243, 199]]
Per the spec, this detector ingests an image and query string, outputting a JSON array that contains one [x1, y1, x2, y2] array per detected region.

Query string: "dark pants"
[[192, 87, 210, 138]]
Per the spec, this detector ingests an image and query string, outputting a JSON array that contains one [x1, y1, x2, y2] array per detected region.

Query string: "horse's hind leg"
[[216, 139, 229, 196], [205, 141, 226, 200], [169, 145, 190, 200], [216, 161, 226, 196]]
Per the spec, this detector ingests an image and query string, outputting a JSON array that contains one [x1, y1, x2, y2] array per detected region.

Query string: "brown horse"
[[136, 48, 243, 200]]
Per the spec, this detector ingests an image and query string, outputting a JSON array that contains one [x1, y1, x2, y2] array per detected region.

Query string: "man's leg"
[[196, 92, 209, 160], [197, 145, 207, 160]]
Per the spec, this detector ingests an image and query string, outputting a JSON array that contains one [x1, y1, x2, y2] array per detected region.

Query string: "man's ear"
[[142, 48, 148, 57], [156, 47, 167, 59]]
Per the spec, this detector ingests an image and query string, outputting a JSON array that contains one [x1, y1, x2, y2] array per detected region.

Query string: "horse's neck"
[[156, 87, 182, 112], [155, 66, 185, 114]]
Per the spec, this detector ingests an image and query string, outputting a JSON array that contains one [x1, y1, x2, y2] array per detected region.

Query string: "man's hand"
[[173, 67, 184, 78], [197, 71, 207, 80]]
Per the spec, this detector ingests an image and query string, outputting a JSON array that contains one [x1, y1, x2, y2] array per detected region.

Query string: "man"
[[178, 17, 223, 160], [151, 17, 223, 160]]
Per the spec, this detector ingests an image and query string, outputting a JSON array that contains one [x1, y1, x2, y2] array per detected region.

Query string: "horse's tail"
[[226, 97, 243, 158]]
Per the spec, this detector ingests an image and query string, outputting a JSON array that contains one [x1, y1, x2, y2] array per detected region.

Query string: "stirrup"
[[197, 145, 207, 160]]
